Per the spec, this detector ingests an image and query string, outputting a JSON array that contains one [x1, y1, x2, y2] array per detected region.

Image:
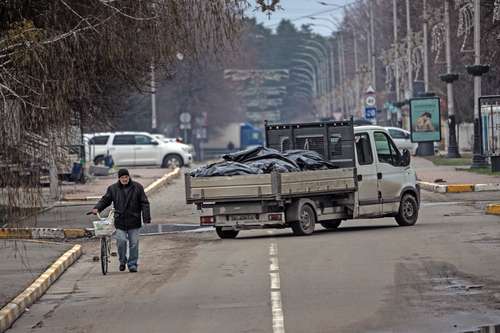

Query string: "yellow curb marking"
[[0, 244, 82, 333], [447, 184, 474, 193], [144, 167, 181, 194], [63, 229, 87, 238], [0, 228, 32, 239], [486, 204, 500, 215]]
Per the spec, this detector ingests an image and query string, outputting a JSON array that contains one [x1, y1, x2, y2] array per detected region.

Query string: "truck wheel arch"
[[399, 187, 420, 207], [286, 198, 318, 223]]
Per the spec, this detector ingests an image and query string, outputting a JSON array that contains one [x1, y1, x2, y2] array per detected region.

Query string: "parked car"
[[385, 127, 439, 155], [85, 132, 192, 168], [385, 127, 418, 155], [152, 134, 195, 156]]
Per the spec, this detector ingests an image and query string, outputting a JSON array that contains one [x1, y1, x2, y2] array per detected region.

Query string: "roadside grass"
[[424, 153, 472, 166], [463, 167, 500, 176], [425, 153, 500, 176]]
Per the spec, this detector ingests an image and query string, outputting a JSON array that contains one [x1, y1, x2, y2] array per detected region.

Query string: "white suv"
[[85, 132, 192, 168]]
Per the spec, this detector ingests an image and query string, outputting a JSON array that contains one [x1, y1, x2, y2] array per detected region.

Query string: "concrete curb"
[[0, 228, 91, 240], [486, 204, 500, 215], [417, 181, 500, 193], [144, 167, 181, 195], [61, 167, 180, 201], [0, 244, 82, 333]]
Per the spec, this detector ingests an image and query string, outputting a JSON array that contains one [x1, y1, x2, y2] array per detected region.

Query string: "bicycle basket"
[[93, 220, 115, 237]]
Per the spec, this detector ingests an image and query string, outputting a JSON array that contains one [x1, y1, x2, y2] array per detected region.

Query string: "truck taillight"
[[200, 216, 215, 226], [268, 213, 283, 221]]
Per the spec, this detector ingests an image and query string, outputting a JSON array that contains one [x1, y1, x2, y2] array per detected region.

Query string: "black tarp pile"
[[190, 146, 337, 177]]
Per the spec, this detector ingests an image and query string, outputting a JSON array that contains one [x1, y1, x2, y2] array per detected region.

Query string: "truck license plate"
[[229, 214, 256, 221]]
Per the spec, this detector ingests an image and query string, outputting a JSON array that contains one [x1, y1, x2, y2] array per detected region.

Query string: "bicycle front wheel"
[[100, 237, 109, 275]]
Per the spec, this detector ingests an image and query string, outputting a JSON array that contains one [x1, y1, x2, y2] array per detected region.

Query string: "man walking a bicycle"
[[92, 168, 151, 273]]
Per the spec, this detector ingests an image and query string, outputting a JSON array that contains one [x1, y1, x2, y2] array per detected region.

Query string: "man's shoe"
[[129, 266, 138, 273], [119, 263, 126, 271]]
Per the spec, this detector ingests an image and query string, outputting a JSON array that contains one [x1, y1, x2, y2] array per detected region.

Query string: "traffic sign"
[[364, 107, 376, 120], [179, 112, 191, 124], [180, 123, 191, 130], [365, 95, 376, 107]]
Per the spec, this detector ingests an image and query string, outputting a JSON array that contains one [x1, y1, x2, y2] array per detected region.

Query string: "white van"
[[85, 132, 192, 168]]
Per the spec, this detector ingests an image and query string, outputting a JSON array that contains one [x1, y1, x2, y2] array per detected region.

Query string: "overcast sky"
[[250, 0, 354, 36]]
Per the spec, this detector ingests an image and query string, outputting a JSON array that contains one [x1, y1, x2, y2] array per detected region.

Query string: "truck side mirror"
[[400, 149, 411, 167]]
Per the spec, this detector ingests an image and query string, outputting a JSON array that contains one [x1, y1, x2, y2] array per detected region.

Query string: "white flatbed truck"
[[185, 120, 420, 238]]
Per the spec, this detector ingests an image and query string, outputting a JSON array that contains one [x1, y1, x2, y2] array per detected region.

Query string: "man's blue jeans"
[[115, 228, 140, 269]]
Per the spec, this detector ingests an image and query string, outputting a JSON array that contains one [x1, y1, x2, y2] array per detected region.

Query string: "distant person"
[[92, 168, 151, 273], [227, 141, 235, 150]]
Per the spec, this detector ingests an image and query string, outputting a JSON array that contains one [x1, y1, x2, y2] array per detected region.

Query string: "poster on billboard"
[[409, 97, 441, 143]]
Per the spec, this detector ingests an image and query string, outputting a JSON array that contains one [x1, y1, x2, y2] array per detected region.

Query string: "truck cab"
[[353, 126, 419, 221]]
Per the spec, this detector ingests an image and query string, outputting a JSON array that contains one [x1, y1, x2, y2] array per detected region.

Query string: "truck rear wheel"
[[395, 194, 418, 226], [291, 204, 316, 236], [216, 227, 239, 239], [320, 219, 342, 230]]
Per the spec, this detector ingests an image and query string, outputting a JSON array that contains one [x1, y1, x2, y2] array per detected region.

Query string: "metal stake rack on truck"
[[185, 120, 419, 239]]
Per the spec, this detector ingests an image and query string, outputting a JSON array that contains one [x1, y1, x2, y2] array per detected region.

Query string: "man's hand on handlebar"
[[86, 208, 99, 215]]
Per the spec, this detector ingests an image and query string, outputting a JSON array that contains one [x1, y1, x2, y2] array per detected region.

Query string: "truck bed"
[[185, 167, 357, 203]]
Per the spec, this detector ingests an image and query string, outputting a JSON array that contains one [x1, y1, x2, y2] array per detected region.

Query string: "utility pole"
[[405, 0, 413, 98], [151, 63, 157, 132], [393, 0, 400, 102], [469, 0, 489, 167], [441, 0, 460, 158], [330, 38, 336, 116], [423, 0, 429, 92], [354, 32, 361, 118], [369, 0, 376, 90]]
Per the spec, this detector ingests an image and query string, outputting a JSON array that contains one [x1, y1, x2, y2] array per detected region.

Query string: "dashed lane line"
[[269, 241, 285, 333]]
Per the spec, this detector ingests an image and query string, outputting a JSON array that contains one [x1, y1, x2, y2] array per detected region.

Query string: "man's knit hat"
[[118, 168, 130, 178]]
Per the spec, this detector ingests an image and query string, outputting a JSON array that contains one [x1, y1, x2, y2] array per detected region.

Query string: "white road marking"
[[270, 256, 279, 272], [270, 243, 278, 256], [269, 242, 285, 333], [270, 272, 281, 290]]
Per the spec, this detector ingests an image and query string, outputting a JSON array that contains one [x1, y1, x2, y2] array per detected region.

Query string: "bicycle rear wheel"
[[100, 237, 109, 275]]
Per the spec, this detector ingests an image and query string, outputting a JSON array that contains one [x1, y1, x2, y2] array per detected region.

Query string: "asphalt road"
[[7, 187, 500, 333]]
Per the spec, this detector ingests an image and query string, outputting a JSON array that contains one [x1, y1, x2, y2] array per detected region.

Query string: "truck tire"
[[320, 219, 342, 230], [162, 154, 183, 168], [395, 194, 418, 226], [216, 227, 239, 239], [291, 204, 316, 236]]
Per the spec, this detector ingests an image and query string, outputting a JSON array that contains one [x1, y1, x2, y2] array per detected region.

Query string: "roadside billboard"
[[409, 97, 441, 142]]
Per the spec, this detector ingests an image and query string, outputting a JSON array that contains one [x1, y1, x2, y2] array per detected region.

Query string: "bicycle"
[[88, 209, 115, 275]]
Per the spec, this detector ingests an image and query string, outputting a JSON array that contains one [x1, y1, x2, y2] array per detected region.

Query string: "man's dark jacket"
[[94, 180, 151, 230]]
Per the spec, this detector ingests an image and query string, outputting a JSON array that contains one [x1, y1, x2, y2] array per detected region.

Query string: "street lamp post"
[[405, 0, 413, 98], [291, 60, 318, 96], [295, 53, 323, 94], [393, 0, 400, 102]]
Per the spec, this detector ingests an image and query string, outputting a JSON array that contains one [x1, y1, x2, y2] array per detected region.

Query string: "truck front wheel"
[[395, 194, 419, 226], [216, 227, 239, 239], [291, 204, 316, 236]]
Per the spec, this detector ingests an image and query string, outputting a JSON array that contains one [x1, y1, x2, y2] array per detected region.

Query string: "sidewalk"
[[61, 167, 168, 201], [0, 240, 71, 309], [7, 167, 182, 230], [412, 157, 500, 184]]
